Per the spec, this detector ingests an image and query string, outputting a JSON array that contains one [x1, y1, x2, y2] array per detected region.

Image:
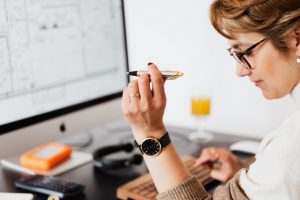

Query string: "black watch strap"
[[158, 132, 171, 149]]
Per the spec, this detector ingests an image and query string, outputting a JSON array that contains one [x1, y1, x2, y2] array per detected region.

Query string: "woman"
[[122, 0, 300, 199]]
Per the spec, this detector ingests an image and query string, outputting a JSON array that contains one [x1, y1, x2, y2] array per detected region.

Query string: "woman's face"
[[228, 32, 300, 99]]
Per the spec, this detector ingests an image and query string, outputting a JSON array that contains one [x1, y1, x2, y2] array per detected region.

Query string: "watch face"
[[141, 138, 161, 156]]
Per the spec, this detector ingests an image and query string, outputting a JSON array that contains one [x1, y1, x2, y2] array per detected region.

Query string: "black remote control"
[[15, 175, 85, 199]]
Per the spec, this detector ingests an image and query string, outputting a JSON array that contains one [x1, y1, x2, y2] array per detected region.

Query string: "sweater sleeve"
[[157, 171, 249, 200], [240, 156, 256, 168]]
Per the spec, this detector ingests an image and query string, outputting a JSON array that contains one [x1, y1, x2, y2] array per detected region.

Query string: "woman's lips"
[[254, 80, 263, 87]]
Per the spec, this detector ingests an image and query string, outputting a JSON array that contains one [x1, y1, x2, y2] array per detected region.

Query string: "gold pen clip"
[[164, 71, 184, 80], [48, 195, 60, 200]]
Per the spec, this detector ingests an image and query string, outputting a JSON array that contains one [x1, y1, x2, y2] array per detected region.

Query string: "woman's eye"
[[244, 51, 253, 57], [245, 51, 252, 56]]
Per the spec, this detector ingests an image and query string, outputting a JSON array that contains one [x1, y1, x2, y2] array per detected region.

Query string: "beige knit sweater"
[[157, 171, 248, 200], [157, 157, 255, 200]]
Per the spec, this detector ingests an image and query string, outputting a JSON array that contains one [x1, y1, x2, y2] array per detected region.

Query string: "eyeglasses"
[[227, 38, 266, 69]]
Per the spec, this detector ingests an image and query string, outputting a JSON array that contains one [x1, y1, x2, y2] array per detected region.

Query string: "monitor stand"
[[57, 132, 94, 149]]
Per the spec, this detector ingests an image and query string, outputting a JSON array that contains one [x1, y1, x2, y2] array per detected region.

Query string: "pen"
[[127, 70, 184, 80]]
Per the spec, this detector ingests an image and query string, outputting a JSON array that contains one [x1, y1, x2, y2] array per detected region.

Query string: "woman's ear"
[[295, 24, 300, 47], [294, 25, 300, 60]]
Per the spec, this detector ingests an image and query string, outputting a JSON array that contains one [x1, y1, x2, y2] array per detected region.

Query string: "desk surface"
[[0, 123, 259, 200]]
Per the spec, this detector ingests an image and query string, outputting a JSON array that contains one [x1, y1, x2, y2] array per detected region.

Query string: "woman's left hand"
[[121, 63, 167, 141], [194, 147, 242, 182]]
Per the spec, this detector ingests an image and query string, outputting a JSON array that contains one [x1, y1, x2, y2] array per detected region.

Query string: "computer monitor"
[[0, 0, 128, 158]]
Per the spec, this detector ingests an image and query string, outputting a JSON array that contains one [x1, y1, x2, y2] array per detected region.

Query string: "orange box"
[[20, 143, 72, 171]]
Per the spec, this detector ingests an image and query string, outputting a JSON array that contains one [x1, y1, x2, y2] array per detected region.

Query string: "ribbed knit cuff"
[[157, 176, 210, 200]]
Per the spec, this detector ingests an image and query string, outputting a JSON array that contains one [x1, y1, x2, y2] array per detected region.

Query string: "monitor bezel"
[[0, 0, 129, 135]]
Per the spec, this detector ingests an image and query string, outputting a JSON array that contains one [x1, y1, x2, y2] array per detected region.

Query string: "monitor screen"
[[0, 0, 128, 134]]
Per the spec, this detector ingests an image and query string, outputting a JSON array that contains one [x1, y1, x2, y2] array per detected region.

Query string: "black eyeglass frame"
[[227, 38, 266, 69]]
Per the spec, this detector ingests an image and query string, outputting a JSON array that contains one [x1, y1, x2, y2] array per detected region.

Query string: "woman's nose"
[[236, 63, 252, 77]]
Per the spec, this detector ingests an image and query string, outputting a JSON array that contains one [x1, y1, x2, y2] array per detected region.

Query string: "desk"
[[0, 123, 259, 200]]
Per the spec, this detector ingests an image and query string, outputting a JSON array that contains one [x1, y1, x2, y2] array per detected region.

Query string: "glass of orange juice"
[[188, 95, 214, 143]]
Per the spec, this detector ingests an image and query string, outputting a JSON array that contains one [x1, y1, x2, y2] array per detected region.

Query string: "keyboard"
[[116, 156, 216, 200]]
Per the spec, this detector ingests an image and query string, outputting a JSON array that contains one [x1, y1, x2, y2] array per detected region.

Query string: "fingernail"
[[148, 62, 153, 66]]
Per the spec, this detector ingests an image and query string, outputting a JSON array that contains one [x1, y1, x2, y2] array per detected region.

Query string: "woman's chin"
[[261, 89, 285, 100]]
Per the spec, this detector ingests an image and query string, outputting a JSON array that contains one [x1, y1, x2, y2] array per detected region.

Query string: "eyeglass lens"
[[231, 51, 251, 69]]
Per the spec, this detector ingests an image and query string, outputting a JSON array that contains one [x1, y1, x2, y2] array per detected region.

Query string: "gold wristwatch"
[[133, 132, 171, 156]]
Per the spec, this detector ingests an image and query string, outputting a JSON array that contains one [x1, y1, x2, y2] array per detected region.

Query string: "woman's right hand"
[[121, 63, 167, 141], [194, 147, 242, 182]]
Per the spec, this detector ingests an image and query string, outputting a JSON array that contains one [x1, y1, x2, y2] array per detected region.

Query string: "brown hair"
[[210, 0, 300, 51]]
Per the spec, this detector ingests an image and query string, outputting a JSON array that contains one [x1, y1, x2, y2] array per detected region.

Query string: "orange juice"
[[191, 97, 211, 116]]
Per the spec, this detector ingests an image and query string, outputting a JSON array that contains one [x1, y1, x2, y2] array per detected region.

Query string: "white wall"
[[124, 0, 297, 138]]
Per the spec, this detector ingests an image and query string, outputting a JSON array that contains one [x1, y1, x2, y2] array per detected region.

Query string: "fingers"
[[128, 79, 140, 104], [210, 168, 229, 182], [138, 74, 152, 103], [210, 159, 233, 182], [194, 147, 219, 166], [122, 63, 166, 118], [148, 63, 166, 101], [194, 147, 240, 182], [121, 63, 167, 138], [122, 71, 153, 119], [122, 87, 130, 108]]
